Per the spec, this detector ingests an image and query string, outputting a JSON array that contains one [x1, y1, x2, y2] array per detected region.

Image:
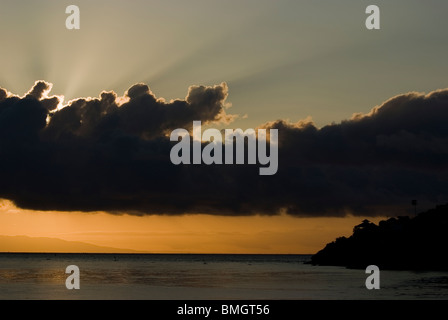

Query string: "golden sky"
[[0, 200, 385, 254]]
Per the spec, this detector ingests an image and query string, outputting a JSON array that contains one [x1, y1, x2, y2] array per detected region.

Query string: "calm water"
[[0, 253, 447, 300]]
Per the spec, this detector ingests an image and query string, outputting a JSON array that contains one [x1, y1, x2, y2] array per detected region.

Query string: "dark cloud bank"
[[1, 81, 447, 217]]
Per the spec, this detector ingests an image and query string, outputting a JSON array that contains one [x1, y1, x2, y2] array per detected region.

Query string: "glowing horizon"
[[0, 199, 387, 254]]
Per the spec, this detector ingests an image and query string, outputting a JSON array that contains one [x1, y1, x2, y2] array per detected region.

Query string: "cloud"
[[0, 88, 8, 101], [0, 81, 447, 217], [26, 80, 52, 100]]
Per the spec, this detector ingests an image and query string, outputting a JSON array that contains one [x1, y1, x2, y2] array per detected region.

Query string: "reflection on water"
[[0, 253, 447, 300]]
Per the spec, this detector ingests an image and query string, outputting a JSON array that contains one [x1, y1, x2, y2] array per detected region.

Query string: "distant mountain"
[[0, 235, 146, 253], [311, 204, 448, 271]]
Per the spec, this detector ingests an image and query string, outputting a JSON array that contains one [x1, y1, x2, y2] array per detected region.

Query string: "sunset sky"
[[1, 0, 448, 254]]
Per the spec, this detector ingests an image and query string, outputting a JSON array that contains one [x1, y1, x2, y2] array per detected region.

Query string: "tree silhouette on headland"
[[311, 204, 448, 270]]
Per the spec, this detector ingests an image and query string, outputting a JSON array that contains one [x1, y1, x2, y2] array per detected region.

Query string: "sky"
[[0, 0, 448, 253]]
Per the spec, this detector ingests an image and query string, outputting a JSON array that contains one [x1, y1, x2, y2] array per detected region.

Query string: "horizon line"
[[0, 251, 313, 255]]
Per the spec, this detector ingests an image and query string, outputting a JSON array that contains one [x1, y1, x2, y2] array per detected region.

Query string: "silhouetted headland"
[[311, 204, 448, 270]]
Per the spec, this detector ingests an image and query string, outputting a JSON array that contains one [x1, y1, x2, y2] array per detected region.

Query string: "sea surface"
[[0, 253, 447, 300]]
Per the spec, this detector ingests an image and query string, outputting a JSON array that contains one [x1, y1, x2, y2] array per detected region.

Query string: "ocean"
[[0, 253, 447, 300]]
